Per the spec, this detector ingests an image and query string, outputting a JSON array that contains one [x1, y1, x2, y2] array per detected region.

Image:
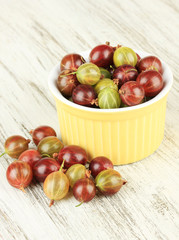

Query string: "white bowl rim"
[[48, 49, 173, 113]]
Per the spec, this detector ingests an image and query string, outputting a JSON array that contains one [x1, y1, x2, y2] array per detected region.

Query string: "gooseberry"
[[72, 84, 97, 107], [95, 169, 126, 195], [98, 88, 121, 109], [113, 64, 138, 87], [76, 63, 101, 85], [119, 81, 145, 106], [113, 47, 137, 67], [136, 70, 164, 97], [30, 126, 56, 146], [73, 178, 96, 206], [37, 136, 64, 157], [99, 67, 112, 79], [6, 161, 33, 192], [66, 164, 90, 188], [60, 53, 86, 71], [89, 43, 114, 68], [94, 78, 118, 95], [57, 145, 88, 169], [138, 56, 162, 74], [18, 149, 41, 168], [33, 158, 61, 182], [89, 156, 113, 178], [0, 135, 30, 158], [57, 70, 79, 97], [43, 162, 69, 206]]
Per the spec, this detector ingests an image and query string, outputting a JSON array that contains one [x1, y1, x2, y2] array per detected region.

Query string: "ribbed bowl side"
[[54, 95, 167, 165]]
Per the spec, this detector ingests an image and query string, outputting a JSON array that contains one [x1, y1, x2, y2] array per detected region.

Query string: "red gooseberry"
[[6, 161, 33, 192], [136, 70, 164, 97], [18, 149, 41, 168], [89, 156, 113, 178], [119, 81, 145, 106]]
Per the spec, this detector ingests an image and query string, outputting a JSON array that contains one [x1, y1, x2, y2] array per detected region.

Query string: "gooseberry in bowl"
[[43, 162, 69, 207], [57, 70, 79, 97], [113, 47, 137, 67], [113, 64, 138, 87], [30, 126, 56, 146], [37, 136, 64, 157], [94, 78, 118, 95], [0, 135, 30, 158], [72, 84, 97, 107], [60, 53, 86, 71], [95, 169, 126, 195], [66, 164, 90, 188], [6, 161, 33, 192], [89, 43, 114, 68], [76, 63, 101, 85], [33, 158, 61, 182], [73, 178, 96, 206], [98, 88, 121, 109], [99, 67, 112, 79], [136, 70, 164, 97], [57, 145, 88, 169], [89, 156, 113, 178], [119, 81, 145, 106], [138, 56, 162, 74], [18, 149, 41, 168]]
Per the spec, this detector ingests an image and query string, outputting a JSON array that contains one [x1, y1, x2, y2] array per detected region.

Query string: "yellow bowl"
[[48, 50, 173, 165]]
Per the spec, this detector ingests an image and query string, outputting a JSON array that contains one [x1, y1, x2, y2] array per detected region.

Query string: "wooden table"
[[0, 0, 179, 239]]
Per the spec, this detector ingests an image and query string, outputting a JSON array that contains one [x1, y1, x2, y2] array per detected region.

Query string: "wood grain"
[[0, 0, 179, 239]]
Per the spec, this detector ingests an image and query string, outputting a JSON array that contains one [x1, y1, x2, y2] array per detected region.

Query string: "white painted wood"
[[0, 0, 179, 239]]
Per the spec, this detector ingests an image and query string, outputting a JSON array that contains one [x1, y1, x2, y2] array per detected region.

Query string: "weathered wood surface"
[[0, 0, 179, 239]]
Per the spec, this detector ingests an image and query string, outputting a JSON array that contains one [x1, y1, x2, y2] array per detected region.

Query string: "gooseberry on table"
[[89, 42, 114, 68], [43, 161, 69, 207], [95, 169, 127, 195], [136, 70, 164, 97], [18, 149, 41, 168], [6, 161, 33, 192], [98, 87, 121, 109], [99, 67, 112, 79], [138, 56, 162, 74], [119, 81, 145, 106], [0, 135, 30, 158], [57, 70, 79, 97], [66, 164, 90, 188], [113, 46, 138, 67], [73, 178, 96, 206], [30, 126, 56, 146], [89, 156, 113, 178], [57, 145, 88, 169], [72, 84, 97, 107], [113, 64, 138, 87], [37, 136, 63, 157], [33, 158, 61, 182], [94, 78, 118, 95], [60, 53, 86, 71]]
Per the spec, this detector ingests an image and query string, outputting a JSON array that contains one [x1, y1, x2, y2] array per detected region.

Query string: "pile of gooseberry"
[[57, 43, 164, 108], [1, 125, 126, 207]]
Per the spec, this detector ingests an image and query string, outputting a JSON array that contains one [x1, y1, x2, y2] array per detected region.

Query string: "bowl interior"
[[48, 49, 173, 113]]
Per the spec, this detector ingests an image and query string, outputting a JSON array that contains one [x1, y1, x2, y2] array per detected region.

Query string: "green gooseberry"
[[98, 87, 121, 109], [113, 47, 137, 67], [99, 67, 112, 79], [76, 63, 101, 85], [94, 78, 118, 95]]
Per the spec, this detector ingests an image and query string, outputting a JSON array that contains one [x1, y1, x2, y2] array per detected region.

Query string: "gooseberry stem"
[[60, 71, 77, 77], [0, 152, 6, 158], [59, 159, 65, 172], [41, 154, 51, 158], [75, 201, 84, 207], [19, 186, 26, 193], [49, 200, 54, 207]]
